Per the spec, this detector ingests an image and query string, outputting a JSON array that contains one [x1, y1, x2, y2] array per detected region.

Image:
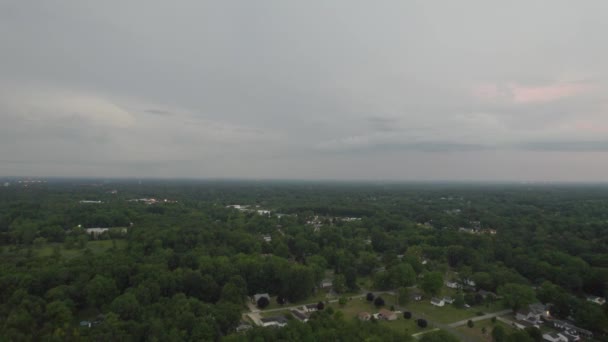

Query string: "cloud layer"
[[1, 1, 608, 181]]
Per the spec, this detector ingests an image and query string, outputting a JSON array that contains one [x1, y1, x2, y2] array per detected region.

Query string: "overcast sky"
[[2, 1, 608, 181]]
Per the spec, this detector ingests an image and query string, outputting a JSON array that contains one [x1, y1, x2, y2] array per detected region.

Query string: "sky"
[[2, 1, 608, 181]]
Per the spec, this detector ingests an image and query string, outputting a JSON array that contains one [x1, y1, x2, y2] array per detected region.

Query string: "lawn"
[[34, 240, 128, 259], [455, 319, 515, 342], [405, 300, 476, 324], [260, 291, 329, 311], [327, 295, 428, 337], [379, 318, 422, 336], [328, 296, 378, 318]]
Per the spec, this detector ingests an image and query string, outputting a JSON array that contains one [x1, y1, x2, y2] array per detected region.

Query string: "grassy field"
[[455, 319, 515, 342], [404, 300, 477, 324], [260, 291, 330, 311], [34, 240, 128, 258], [327, 294, 428, 336]]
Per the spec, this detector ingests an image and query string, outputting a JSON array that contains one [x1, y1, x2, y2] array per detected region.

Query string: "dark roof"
[[261, 316, 288, 324], [291, 310, 309, 320]]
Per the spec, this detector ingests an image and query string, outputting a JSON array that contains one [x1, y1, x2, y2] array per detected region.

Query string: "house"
[[430, 297, 445, 307], [236, 322, 252, 332], [320, 280, 333, 289], [302, 304, 318, 313], [358, 312, 371, 321], [516, 309, 541, 323], [261, 316, 288, 328], [443, 296, 455, 304], [559, 331, 580, 342], [586, 295, 606, 305], [529, 303, 551, 320], [85, 227, 110, 237], [551, 320, 593, 339], [463, 278, 476, 287], [445, 281, 460, 289], [378, 309, 397, 321], [542, 332, 568, 342], [512, 320, 539, 330], [291, 309, 309, 323], [252, 293, 270, 304]]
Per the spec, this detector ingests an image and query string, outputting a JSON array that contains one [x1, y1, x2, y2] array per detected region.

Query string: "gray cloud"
[[1, 1, 608, 181]]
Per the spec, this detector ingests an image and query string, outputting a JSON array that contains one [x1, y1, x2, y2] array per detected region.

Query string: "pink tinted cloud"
[[473, 82, 593, 104], [510, 83, 592, 104]]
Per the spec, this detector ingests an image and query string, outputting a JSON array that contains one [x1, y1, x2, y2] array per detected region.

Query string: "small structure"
[[261, 316, 288, 328], [443, 296, 454, 304], [551, 320, 592, 339], [378, 309, 397, 321], [262, 235, 272, 243], [516, 309, 542, 323], [252, 293, 270, 304], [586, 295, 606, 305], [463, 278, 476, 287], [320, 280, 333, 289], [430, 297, 445, 307], [412, 294, 423, 301], [236, 322, 252, 332], [358, 312, 371, 321], [529, 303, 551, 320], [79, 320, 92, 328], [542, 332, 568, 342], [291, 309, 310, 323], [302, 304, 318, 313], [512, 320, 539, 330], [445, 281, 460, 289]]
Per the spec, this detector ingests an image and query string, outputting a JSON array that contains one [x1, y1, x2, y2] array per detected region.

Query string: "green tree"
[[44, 300, 73, 329], [524, 327, 542, 342], [420, 330, 459, 342], [453, 293, 465, 308], [398, 287, 410, 306], [333, 274, 347, 294], [85, 275, 118, 309], [390, 263, 416, 287], [420, 272, 443, 296], [492, 325, 506, 342], [110, 293, 141, 320], [498, 283, 536, 313]]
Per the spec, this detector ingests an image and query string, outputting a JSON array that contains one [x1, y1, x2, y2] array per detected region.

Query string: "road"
[[448, 309, 512, 327], [246, 291, 511, 342]]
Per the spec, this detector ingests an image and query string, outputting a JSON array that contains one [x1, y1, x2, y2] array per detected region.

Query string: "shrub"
[[403, 311, 412, 319], [374, 297, 385, 307], [257, 296, 269, 308]]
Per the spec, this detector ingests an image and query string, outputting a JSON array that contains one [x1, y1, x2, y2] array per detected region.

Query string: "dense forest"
[[1, 179, 607, 341]]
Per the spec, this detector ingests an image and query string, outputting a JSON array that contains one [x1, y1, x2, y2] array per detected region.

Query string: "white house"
[[443, 296, 455, 304], [302, 304, 318, 313], [586, 296, 606, 305], [542, 332, 568, 342], [261, 316, 288, 328], [445, 281, 460, 289], [430, 297, 445, 307], [291, 309, 309, 323], [252, 293, 270, 304]]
